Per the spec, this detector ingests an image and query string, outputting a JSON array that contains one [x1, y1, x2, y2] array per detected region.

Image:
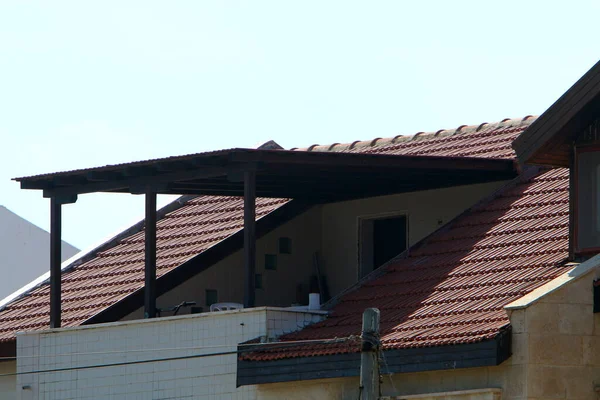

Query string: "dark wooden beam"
[[168, 172, 515, 200], [86, 170, 124, 182], [230, 149, 516, 172], [243, 170, 257, 308], [43, 166, 231, 198], [50, 198, 62, 329], [53, 176, 88, 186], [569, 144, 576, 260], [144, 191, 157, 318], [20, 180, 52, 190]]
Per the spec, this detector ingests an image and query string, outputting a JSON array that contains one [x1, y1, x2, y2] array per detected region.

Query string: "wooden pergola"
[[14, 148, 517, 328]]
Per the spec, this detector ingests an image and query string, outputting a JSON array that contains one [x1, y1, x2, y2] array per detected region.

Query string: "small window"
[[255, 273, 263, 289], [279, 237, 292, 254], [265, 254, 277, 270], [359, 214, 407, 278], [576, 147, 600, 255], [205, 289, 218, 307]]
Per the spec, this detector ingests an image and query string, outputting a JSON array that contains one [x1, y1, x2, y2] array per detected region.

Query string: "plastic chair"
[[209, 302, 244, 312]]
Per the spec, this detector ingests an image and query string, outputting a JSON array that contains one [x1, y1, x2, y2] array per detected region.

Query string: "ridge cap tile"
[[293, 116, 537, 153]]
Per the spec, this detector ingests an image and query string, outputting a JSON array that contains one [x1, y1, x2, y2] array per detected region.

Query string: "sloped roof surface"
[[0, 116, 536, 345], [293, 116, 535, 159], [0, 197, 287, 342], [243, 167, 571, 360]]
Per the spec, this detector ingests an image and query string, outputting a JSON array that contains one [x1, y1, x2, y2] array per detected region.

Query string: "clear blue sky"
[[1, 1, 598, 251]]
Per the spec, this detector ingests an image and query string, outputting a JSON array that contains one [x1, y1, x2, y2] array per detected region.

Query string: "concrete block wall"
[[257, 362, 525, 400], [16, 307, 325, 400], [507, 271, 600, 399]]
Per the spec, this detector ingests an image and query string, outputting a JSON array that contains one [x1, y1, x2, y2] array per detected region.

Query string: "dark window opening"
[[265, 254, 277, 270], [576, 147, 600, 255], [255, 273, 263, 289], [360, 214, 407, 278], [205, 289, 218, 307], [279, 237, 292, 254]]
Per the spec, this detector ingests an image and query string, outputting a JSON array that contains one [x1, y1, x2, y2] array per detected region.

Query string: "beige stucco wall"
[[320, 181, 507, 296], [507, 267, 600, 399], [0, 361, 16, 400], [123, 180, 507, 320], [256, 360, 524, 400], [123, 206, 324, 319]]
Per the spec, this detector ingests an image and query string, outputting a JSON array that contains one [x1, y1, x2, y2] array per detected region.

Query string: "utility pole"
[[360, 308, 381, 400]]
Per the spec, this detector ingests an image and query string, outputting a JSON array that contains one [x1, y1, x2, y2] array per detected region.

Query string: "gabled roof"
[[0, 116, 535, 354], [513, 59, 600, 166], [241, 167, 571, 362]]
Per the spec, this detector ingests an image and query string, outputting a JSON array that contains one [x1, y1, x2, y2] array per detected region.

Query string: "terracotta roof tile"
[[0, 196, 288, 342], [242, 168, 571, 361], [291, 117, 535, 159], [0, 115, 561, 356]]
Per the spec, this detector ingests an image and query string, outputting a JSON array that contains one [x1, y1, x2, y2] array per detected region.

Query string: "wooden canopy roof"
[[14, 148, 517, 202]]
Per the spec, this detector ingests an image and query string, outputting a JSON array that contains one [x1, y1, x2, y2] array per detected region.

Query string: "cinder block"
[[528, 364, 594, 399], [509, 333, 529, 365], [529, 334, 583, 366], [526, 303, 559, 333], [558, 303, 594, 335], [583, 336, 600, 366], [566, 277, 594, 305], [509, 309, 526, 334]]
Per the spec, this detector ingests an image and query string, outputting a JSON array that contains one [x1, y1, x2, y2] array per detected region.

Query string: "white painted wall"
[[320, 181, 506, 296], [16, 307, 325, 400], [0, 206, 79, 301]]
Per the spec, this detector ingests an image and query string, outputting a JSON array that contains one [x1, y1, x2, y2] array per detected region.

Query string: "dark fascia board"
[[14, 148, 516, 198], [237, 329, 511, 386], [513, 59, 600, 167]]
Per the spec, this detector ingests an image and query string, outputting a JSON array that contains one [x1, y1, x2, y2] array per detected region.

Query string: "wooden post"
[[49, 198, 62, 329], [243, 169, 256, 308], [144, 190, 157, 318], [360, 308, 380, 400]]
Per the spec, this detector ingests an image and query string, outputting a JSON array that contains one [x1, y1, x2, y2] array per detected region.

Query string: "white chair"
[[209, 302, 244, 312]]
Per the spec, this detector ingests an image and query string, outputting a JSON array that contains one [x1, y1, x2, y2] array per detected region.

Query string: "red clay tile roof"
[[0, 116, 540, 348], [242, 167, 571, 361], [292, 116, 536, 159], [0, 197, 288, 342]]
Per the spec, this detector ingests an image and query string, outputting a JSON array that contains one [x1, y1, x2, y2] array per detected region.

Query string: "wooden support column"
[[144, 190, 157, 318], [243, 169, 256, 308], [50, 198, 62, 329]]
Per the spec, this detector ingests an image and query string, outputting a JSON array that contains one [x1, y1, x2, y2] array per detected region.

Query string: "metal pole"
[[243, 169, 256, 308], [49, 198, 62, 329], [360, 308, 381, 400], [144, 190, 157, 318]]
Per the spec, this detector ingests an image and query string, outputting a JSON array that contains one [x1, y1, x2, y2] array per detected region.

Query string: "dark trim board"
[[512, 59, 600, 167], [14, 147, 516, 201], [237, 329, 511, 386]]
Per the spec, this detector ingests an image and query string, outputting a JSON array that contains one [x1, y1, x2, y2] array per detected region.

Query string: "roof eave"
[[513, 59, 600, 167], [237, 329, 511, 386]]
